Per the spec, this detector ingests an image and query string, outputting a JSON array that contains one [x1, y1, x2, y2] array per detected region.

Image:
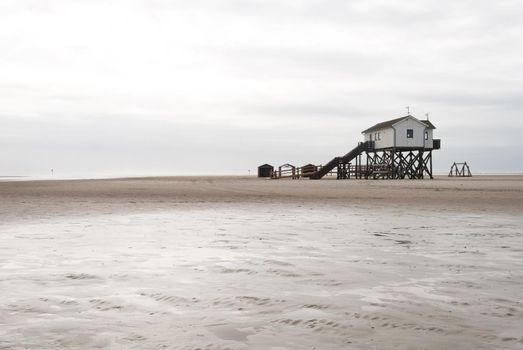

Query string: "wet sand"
[[0, 176, 522, 349]]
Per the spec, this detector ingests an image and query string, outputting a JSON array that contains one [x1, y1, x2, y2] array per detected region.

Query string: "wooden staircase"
[[310, 141, 374, 179]]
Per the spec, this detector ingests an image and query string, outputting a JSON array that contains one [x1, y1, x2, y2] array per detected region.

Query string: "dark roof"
[[361, 116, 406, 133], [362, 115, 436, 133], [421, 120, 436, 129], [258, 164, 274, 168]]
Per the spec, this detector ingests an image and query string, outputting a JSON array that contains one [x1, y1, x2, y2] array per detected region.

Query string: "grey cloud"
[[204, 45, 387, 80], [405, 91, 523, 110]]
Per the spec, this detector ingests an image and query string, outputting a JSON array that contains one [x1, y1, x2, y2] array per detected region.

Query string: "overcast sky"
[[1, 0, 522, 176]]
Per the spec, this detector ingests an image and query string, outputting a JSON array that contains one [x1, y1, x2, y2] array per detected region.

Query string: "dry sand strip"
[[1, 175, 523, 223]]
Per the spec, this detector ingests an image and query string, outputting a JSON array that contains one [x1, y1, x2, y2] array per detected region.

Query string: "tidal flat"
[[0, 176, 522, 349]]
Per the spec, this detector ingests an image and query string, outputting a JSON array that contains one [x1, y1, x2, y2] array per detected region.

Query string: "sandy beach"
[[0, 176, 522, 349]]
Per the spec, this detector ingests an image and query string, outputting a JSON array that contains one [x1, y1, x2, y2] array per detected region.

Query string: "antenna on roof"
[[406, 106, 410, 115], [425, 112, 429, 120]]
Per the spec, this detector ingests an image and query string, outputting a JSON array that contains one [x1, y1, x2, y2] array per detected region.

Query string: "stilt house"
[[362, 115, 439, 150]]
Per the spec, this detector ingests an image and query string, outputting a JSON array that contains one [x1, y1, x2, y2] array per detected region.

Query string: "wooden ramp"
[[310, 141, 373, 179]]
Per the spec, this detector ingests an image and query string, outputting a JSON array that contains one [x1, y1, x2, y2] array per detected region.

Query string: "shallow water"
[[1, 204, 522, 349]]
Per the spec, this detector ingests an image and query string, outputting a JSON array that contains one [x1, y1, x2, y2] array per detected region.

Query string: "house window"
[[407, 129, 413, 138], [369, 133, 373, 141], [378, 132, 381, 140], [425, 131, 428, 140]]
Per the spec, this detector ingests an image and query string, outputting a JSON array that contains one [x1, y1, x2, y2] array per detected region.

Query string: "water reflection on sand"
[[0, 204, 521, 349]]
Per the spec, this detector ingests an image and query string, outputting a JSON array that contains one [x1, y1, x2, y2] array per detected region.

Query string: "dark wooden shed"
[[258, 164, 274, 178], [300, 163, 317, 177]]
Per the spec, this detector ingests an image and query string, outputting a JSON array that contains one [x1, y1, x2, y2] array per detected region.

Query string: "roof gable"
[[421, 120, 436, 129]]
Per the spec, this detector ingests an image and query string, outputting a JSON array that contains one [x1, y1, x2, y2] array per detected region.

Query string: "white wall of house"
[[393, 117, 426, 148], [364, 128, 395, 149], [424, 128, 433, 149]]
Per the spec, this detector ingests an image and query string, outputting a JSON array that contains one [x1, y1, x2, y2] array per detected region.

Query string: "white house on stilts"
[[267, 113, 441, 180], [362, 115, 438, 151], [308, 114, 440, 180]]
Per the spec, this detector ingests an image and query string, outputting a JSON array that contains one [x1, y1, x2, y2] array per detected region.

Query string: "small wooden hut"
[[257, 164, 274, 178]]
